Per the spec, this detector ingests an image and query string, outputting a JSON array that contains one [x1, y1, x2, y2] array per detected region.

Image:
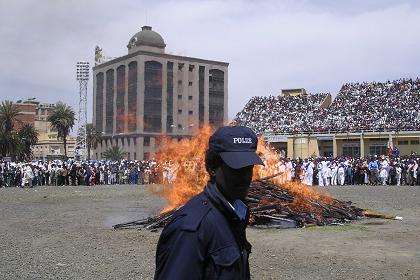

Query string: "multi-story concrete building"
[[15, 100, 76, 160], [92, 26, 228, 160], [14, 102, 36, 130]]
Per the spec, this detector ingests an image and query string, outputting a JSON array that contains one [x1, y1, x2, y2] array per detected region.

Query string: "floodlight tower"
[[76, 61, 89, 160]]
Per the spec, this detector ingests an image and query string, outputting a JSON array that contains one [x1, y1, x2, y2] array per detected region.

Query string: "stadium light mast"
[[76, 61, 89, 160]]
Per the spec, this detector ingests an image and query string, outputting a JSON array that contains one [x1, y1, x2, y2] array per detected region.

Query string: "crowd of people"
[[234, 93, 328, 135], [272, 154, 420, 187], [234, 78, 420, 135], [1, 153, 419, 188], [0, 159, 168, 188]]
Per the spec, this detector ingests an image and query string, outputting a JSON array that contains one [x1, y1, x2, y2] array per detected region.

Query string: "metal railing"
[[262, 127, 420, 137]]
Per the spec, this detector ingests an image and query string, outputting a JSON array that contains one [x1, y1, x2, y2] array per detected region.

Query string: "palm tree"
[[86, 123, 102, 160], [0, 128, 19, 158], [0, 100, 21, 132], [0, 100, 21, 157], [102, 146, 125, 161], [47, 102, 75, 159], [17, 123, 39, 160]]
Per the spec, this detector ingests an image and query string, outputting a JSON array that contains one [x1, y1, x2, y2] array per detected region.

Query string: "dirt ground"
[[0, 184, 419, 280]]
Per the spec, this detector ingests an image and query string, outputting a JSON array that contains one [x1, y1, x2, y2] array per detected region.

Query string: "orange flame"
[[154, 126, 215, 212], [154, 127, 332, 214]]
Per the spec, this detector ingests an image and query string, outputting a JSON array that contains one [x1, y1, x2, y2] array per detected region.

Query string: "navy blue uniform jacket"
[[154, 182, 252, 280]]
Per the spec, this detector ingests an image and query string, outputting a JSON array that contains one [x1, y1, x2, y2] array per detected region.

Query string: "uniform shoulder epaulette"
[[179, 194, 212, 232]]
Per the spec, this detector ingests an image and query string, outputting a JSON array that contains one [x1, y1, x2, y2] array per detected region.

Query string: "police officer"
[[154, 126, 263, 280]]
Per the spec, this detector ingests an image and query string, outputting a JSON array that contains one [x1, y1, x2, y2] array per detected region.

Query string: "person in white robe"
[[337, 162, 346, 186], [302, 159, 313, 186], [380, 157, 389, 185], [275, 160, 286, 185], [379, 168, 388, 186], [396, 164, 402, 186], [22, 165, 34, 188], [317, 161, 324, 186], [331, 162, 338, 186], [285, 159, 293, 182], [321, 159, 330, 186]]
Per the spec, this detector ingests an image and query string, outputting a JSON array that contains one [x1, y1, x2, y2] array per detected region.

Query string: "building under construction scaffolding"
[[92, 26, 228, 160]]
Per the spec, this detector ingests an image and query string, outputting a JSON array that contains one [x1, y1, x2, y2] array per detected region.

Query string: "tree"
[[0, 100, 21, 132], [86, 123, 102, 160], [17, 123, 39, 160], [0, 100, 21, 157], [0, 128, 19, 158], [47, 102, 75, 159], [102, 146, 125, 161]]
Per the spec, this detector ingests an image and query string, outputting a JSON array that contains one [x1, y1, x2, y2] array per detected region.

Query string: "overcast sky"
[[1, 0, 419, 124]]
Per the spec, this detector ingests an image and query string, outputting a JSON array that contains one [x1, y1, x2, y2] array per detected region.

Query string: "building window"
[[105, 69, 115, 134], [410, 140, 419, 145], [189, 110, 193, 115], [144, 61, 162, 132], [199, 66, 205, 128], [116, 65, 126, 133], [342, 146, 360, 158], [144, 136, 150, 146], [369, 145, 387, 156], [209, 69, 224, 127], [178, 80, 182, 85], [178, 94, 182, 99], [178, 109, 182, 114], [127, 138, 131, 146], [188, 96, 193, 100], [134, 152, 136, 160], [398, 140, 408, 145], [95, 72, 104, 132], [178, 63, 184, 71], [167, 62, 174, 133], [128, 61, 138, 132], [178, 124, 182, 130], [188, 81, 192, 86], [189, 65, 194, 72]]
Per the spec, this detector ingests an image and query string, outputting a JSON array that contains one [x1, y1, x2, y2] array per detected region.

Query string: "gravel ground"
[[0, 184, 419, 280]]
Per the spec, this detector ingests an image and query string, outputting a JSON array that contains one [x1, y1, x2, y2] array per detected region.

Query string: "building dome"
[[127, 26, 166, 50]]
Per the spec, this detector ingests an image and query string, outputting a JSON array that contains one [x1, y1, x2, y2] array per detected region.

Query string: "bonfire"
[[113, 126, 400, 230]]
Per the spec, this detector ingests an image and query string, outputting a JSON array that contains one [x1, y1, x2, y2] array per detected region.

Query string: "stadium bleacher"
[[234, 78, 420, 135]]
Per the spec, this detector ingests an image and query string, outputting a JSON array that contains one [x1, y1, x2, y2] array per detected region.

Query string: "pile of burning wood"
[[113, 127, 402, 231], [113, 177, 368, 230], [247, 180, 364, 228]]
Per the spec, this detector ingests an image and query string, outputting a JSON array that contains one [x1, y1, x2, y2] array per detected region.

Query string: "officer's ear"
[[208, 170, 217, 184], [209, 169, 216, 177]]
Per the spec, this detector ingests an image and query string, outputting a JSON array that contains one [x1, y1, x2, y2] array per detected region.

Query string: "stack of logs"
[[113, 179, 366, 230], [247, 180, 364, 228]]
